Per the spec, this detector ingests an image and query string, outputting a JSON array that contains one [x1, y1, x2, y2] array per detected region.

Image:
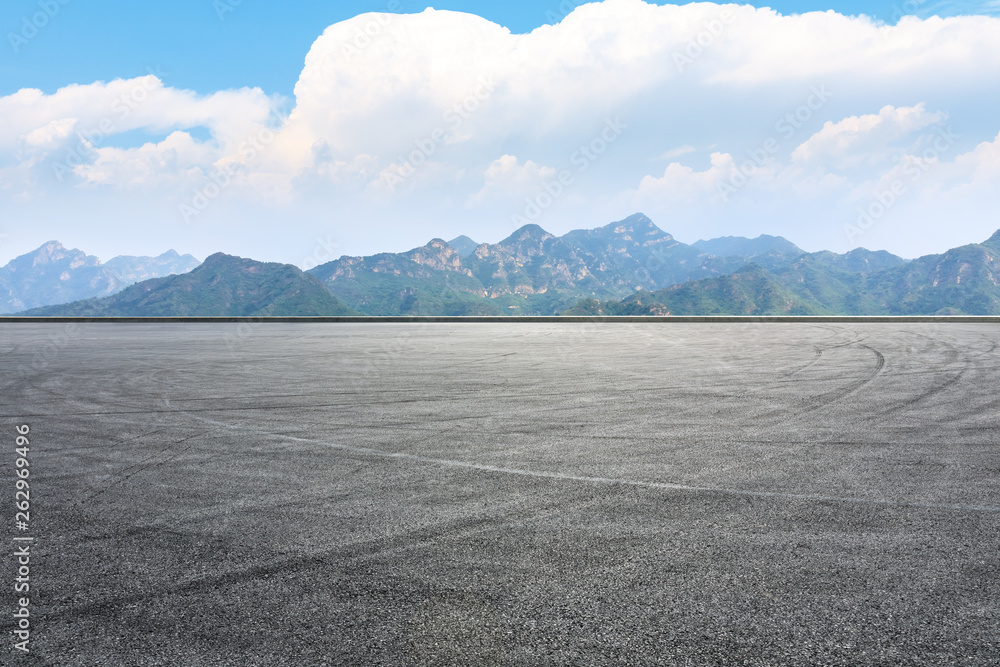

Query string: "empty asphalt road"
[[2, 322, 999, 666]]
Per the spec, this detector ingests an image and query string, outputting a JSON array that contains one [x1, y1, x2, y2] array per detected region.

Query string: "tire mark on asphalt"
[[875, 331, 998, 422], [801, 342, 885, 410], [71, 429, 214, 508], [164, 399, 1000, 514], [747, 333, 886, 427], [874, 330, 967, 418]]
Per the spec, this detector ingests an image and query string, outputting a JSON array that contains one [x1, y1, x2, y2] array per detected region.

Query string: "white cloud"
[[896, 130, 1000, 204], [467, 154, 558, 206], [74, 131, 217, 188], [1, 75, 281, 193], [942, 130, 1000, 188], [22, 118, 77, 154], [791, 104, 947, 168], [631, 152, 739, 202], [2, 1, 1000, 263]]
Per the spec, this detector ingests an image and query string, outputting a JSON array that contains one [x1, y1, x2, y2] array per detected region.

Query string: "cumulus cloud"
[[2, 0, 1000, 262], [1, 75, 281, 193], [791, 104, 948, 168], [940, 130, 1000, 190], [631, 152, 739, 201], [74, 131, 217, 189], [468, 155, 558, 206], [625, 100, 997, 252]]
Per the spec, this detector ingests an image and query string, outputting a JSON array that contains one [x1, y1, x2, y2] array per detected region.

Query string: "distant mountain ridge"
[[21, 253, 357, 317], [0, 242, 200, 313], [309, 213, 809, 315], [6, 214, 999, 317], [0, 241, 120, 314], [565, 231, 999, 316], [103, 250, 201, 285], [692, 234, 804, 259]]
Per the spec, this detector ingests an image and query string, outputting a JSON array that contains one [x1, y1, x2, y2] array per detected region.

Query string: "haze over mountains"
[[0, 242, 200, 314], [22, 254, 357, 317], [6, 214, 1000, 316]]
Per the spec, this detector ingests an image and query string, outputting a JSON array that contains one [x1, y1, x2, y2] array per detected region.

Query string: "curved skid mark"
[[752, 334, 887, 426], [164, 399, 1000, 514], [801, 342, 884, 410], [750, 325, 862, 383], [874, 330, 993, 420]]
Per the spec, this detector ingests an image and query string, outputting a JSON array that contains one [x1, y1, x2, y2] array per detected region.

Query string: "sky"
[[2, 0, 1000, 266]]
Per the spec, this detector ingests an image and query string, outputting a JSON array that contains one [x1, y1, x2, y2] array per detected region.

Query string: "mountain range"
[[566, 231, 1000, 316], [0, 241, 200, 314], [308, 214, 807, 315], [20, 253, 357, 317], [5, 214, 1000, 317]]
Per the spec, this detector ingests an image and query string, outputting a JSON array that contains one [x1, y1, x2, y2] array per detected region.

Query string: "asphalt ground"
[[1, 322, 999, 666]]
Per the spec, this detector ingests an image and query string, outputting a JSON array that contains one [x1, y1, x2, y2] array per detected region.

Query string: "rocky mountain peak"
[[615, 212, 658, 232], [4, 241, 101, 274], [593, 213, 673, 243], [502, 224, 552, 244], [27, 241, 93, 267], [405, 239, 467, 273], [492, 224, 558, 261]]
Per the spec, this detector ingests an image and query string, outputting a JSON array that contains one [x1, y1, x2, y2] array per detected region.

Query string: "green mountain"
[[883, 240, 1000, 315], [564, 232, 999, 316], [310, 213, 773, 315], [566, 264, 826, 316], [555, 214, 743, 289], [11, 219, 996, 318], [0, 241, 200, 313], [18, 253, 358, 317], [308, 239, 508, 315]]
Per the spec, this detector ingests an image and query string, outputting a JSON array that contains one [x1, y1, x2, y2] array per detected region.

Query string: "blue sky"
[[2, 1, 1000, 265]]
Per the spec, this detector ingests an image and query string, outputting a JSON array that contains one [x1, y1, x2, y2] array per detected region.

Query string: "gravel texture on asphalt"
[[1, 322, 999, 666]]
